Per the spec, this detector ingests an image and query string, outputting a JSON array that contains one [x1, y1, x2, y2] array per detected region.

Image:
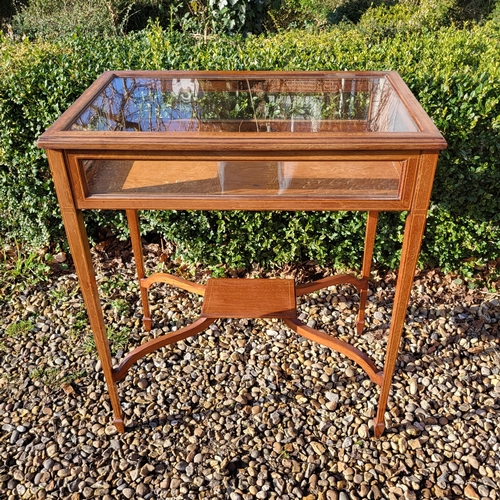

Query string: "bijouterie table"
[[37, 71, 446, 437]]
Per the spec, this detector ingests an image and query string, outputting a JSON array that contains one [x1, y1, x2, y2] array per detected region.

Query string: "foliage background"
[[0, 0, 499, 276]]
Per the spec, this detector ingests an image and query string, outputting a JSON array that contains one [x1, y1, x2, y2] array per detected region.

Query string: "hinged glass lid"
[[69, 75, 419, 134]]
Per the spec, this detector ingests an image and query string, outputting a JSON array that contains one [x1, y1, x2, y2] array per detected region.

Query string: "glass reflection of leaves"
[[71, 76, 409, 133]]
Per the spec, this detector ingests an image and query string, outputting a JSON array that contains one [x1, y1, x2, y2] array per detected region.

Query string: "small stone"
[[39, 471, 51, 484], [53, 252, 67, 263], [137, 378, 148, 390], [170, 478, 181, 490], [434, 486, 447, 498], [408, 438, 421, 450], [371, 485, 382, 499], [140, 464, 154, 476], [304, 462, 316, 479], [175, 461, 188, 472], [62, 383, 75, 395], [343, 468, 354, 479], [136, 483, 149, 496], [82, 487, 93, 498], [310, 441, 326, 455], [185, 463, 194, 476], [398, 437, 408, 453], [122, 488, 134, 499], [357, 424, 369, 439], [308, 473, 318, 489], [359, 484, 370, 497], [105, 426, 118, 436], [46, 444, 58, 457], [477, 485, 489, 497], [409, 379, 418, 395], [342, 437, 353, 449], [57, 469, 71, 478], [464, 484, 479, 500], [325, 392, 339, 402], [273, 476, 285, 494]]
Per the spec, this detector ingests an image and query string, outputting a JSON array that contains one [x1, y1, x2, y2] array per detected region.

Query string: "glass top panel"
[[70, 75, 419, 133]]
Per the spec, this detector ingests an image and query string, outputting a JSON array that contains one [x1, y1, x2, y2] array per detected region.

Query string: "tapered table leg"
[[374, 152, 439, 437], [47, 150, 125, 432], [373, 211, 428, 437], [126, 210, 152, 331], [356, 211, 378, 334]]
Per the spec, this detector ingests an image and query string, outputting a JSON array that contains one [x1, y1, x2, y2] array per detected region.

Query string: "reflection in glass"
[[70, 75, 418, 133]]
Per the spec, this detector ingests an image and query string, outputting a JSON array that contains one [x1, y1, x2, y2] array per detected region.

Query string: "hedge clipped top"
[[0, 19, 499, 275]]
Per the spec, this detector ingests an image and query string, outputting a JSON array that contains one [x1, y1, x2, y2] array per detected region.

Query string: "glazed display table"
[[37, 71, 446, 437]]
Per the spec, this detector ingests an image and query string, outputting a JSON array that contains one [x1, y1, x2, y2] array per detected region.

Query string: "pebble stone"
[[1, 246, 500, 499]]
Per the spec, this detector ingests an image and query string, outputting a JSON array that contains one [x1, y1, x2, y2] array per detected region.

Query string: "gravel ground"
[[1, 240, 500, 500]]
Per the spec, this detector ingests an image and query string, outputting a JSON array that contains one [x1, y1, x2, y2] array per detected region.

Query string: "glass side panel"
[[82, 160, 404, 199], [70, 76, 419, 133]]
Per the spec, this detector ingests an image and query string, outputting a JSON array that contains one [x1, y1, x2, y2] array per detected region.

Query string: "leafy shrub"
[[357, 0, 456, 38], [9, 0, 282, 39], [264, 0, 344, 30], [344, 0, 499, 28], [11, 0, 127, 39], [0, 19, 499, 275]]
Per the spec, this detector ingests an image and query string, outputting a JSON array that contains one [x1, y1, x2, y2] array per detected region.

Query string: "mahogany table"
[[38, 71, 446, 437]]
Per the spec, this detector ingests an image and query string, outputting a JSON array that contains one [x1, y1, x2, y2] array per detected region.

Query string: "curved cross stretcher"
[[111, 209, 384, 434]]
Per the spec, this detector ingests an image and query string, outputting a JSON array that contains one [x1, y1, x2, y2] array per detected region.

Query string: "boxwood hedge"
[[0, 19, 499, 274]]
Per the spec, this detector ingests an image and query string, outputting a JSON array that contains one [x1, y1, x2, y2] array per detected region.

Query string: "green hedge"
[[0, 20, 499, 274]]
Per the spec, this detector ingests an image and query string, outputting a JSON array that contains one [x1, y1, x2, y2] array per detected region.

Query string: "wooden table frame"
[[38, 71, 446, 437]]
